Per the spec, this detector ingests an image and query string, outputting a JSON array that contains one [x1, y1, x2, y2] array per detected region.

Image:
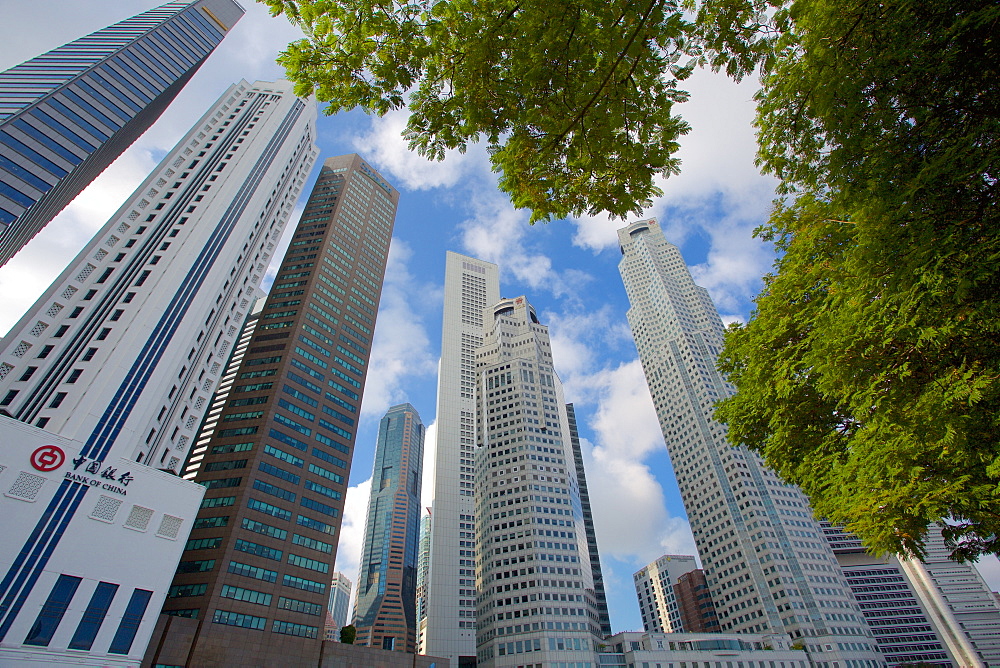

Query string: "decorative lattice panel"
[[7, 472, 45, 501], [124, 505, 154, 531], [156, 514, 183, 540], [75, 264, 95, 283], [90, 495, 123, 522]]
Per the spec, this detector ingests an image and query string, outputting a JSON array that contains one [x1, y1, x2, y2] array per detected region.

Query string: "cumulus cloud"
[[689, 218, 775, 316], [458, 189, 591, 300], [360, 240, 438, 420], [353, 109, 488, 191], [336, 478, 373, 601], [420, 420, 438, 512]]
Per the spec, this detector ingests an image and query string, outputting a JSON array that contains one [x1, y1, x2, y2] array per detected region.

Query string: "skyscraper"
[[899, 530, 1000, 665], [821, 523, 958, 667], [0, 0, 243, 265], [566, 402, 612, 638], [422, 252, 500, 665], [354, 403, 425, 652], [327, 571, 352, 635], [617, 219, 883, 666], [674, 568, 720, 633], [633, 554, 699, 633], [416, 510, 432, 647], [473, 295, 605, 667], [0, 78, 316, 666], [149, 154, 398, 667]]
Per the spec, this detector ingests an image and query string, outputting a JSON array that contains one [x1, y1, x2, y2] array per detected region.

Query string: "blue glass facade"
[[354, 403, 425, 652], [0, 0, 244, 265]]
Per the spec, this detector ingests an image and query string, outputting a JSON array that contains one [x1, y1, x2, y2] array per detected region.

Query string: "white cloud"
[[689, 218, 775, 315], [336, 477, 372, 603], [571, 360, 696, 566], [420, 420, 438, 512], [571, 66, 777, 257], [0, 148, 158, 335], [353, 109, 487, 190], [459, 189, 590, 299], [359, 240, 438, 420]]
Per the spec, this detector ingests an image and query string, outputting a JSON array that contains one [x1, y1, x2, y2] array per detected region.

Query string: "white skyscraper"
[[618, 219, 883, 666], [634, 554, 698, 633], [473, 295, 604, 667], [422, 251, 500, 665], [0, 79, 316, 665]]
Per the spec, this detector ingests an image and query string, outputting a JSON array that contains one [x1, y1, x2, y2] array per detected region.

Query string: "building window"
[[68, 582, 119, 651], [107, 589, 152, 654], [23, 574, 82, 646]]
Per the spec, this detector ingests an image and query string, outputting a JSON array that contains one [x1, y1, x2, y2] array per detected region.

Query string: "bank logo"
[[30, 445, 65, 472]]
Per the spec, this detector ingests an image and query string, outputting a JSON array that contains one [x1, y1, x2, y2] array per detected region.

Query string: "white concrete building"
[[473, 296, 604, 667], [421, 252, 500, 665], [900, 530, 1000, 666], [617, 220, 883, 667], [634, 554, 698, 633], [0, 79, 316, 473], [0, 79, 316, 665], [600, 630, 810, 668]]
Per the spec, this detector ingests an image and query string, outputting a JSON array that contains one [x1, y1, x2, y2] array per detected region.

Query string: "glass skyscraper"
[[618, 219, 884, 666], [354, 403, 425, 652], [150, 154, 398, 667], [0, 0, 243, 266]]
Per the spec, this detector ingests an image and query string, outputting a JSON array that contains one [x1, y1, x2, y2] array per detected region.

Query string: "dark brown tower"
[[674, 569, 720, 633], [146, 154, 398, 667]]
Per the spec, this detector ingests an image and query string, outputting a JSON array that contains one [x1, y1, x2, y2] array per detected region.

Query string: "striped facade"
[[0, 0, 243, 265]]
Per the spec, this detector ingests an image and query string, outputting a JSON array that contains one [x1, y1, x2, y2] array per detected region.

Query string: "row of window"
[[23, 574, 150, 655]]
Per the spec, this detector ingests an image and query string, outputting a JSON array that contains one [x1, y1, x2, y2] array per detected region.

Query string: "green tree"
[[261, 0, 1000, 560], [715, 1, 1000, 560], [262, 0, 696, 223], [340, 624, 356, 644]]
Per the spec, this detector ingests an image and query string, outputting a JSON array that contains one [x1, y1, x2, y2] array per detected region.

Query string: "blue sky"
[[2, 0, 996, 635]]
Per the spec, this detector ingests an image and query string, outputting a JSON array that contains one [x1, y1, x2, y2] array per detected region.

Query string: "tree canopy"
[[262, 0, 1000, 560], [262, 0, 702, 222], [715, 0, 1000, 560]]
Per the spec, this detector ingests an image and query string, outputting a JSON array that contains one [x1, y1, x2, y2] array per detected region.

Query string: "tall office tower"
[[0, 0, 244, 266], [634, 554, 698, 633], [675, 568, 721, 633], [182, 297, 266, 480], [416, 511, 432, 649], [821, 524, 958, 667], [353, 403, 425, 651], [0, 79, 315, 666], [618, 219, 883, 666], [328, 572, 352, 631], [148, 154, 398, 667], [423, 251, 500, 666], [566, 402, 613, 638], [900, 531, 1000, 666], [473, 296, 604, 667]]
